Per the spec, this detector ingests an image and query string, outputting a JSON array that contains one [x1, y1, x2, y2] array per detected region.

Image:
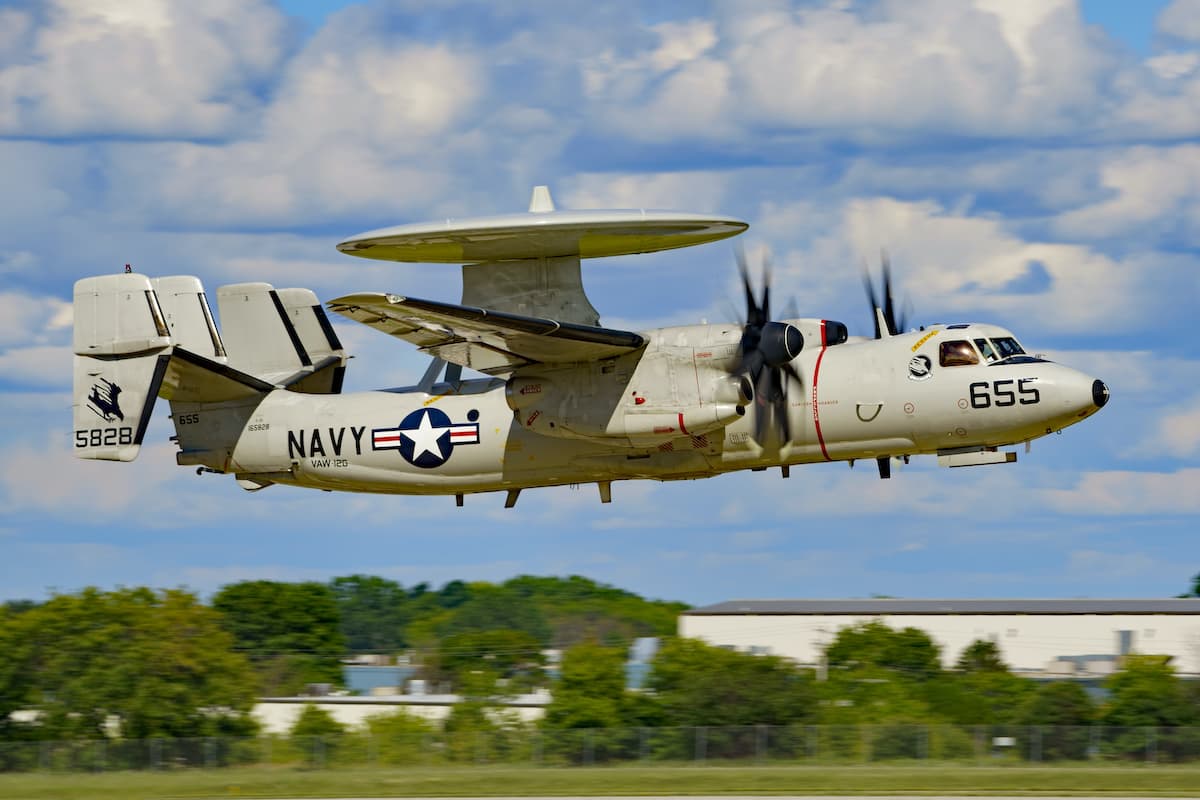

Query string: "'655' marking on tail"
[[373, 407, 481, 469]]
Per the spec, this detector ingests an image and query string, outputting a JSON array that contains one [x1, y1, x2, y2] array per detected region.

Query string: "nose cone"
[[1092, 379, 1109, 409]]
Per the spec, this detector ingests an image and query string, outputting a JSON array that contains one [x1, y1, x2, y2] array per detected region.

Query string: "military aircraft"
[[72, 187, 1108, 506]]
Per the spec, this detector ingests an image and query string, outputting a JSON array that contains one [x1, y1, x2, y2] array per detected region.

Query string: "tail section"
[[274, 288, 346, 394], [217, 283, 345, 391], [73, 272, 349, 464], [72, 274, 172, 461], [152, 276, 227, 362]]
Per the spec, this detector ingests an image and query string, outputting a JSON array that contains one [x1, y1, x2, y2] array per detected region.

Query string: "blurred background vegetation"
[[2, 573, 1200, 770]]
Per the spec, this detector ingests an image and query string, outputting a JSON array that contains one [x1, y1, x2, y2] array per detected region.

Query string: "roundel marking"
[[371, 407, 481, 469]]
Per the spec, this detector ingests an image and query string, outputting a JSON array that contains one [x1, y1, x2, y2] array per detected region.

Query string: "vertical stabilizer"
[[72, 274, 172, 461], [217, 283, 309, 383], [152, 276, 227, 361], [275, 288, 346, 393]]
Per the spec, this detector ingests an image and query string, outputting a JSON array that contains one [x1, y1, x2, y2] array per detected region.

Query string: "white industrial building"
[[253, 690, 552, 734], [680, 599, 1200, 678]]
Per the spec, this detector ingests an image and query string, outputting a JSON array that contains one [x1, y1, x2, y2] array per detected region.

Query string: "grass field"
[[4, 763, 1200, 800]]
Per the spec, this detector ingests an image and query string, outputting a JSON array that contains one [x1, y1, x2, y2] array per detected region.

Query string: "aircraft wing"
[[327, 293, 645, 375]]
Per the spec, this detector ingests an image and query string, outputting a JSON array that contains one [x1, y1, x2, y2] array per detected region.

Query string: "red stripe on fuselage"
[[811, 321, 831, 461]]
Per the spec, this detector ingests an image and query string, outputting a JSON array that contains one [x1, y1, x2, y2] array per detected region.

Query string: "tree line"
[[2, 574, 1199, 753]]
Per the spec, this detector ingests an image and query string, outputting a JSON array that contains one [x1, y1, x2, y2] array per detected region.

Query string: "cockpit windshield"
[[993, 337, 1025, 358], [971, 335, 1034, 364], [974, 338, 999, 363]]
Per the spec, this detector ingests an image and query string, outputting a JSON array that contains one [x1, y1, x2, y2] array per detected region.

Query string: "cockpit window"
[[974, 338, 999, 363], [993, 337, 1025, 359], [939, 339, 979, 367]]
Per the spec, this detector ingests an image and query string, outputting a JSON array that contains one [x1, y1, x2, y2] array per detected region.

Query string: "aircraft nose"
[[1092, 379, 1109, 409]]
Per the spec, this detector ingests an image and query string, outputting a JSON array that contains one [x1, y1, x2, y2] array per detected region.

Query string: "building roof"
[[685, 599, 1200, 616]]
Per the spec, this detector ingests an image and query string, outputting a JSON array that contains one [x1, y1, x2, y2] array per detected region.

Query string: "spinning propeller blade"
[[862, 250, 909, 338], [731, 249, 804, 445]]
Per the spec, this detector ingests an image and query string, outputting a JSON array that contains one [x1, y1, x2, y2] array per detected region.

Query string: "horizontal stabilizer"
[[161, 347, 274, 404], [327, 292, 644, 374]]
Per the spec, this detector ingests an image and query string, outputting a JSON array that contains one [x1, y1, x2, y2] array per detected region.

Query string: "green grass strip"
[[4, 763, 1200, 800]]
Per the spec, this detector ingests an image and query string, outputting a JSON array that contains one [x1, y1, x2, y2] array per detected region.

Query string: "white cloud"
[[103, 19, 488, 227], [1157, 0, 1200, 43], [1144, 396, 1200, 459], [1053, 144, 1200, 244], [590, 0, 1129, 143], [0, 345, 71, 387], [0, 291, 71, 346], [1040, 468, 1200, 515], [763, 195, 1150, 334], [0, 0, 291, 138], [563, 170, 732, 213], [0, 436, 181, 517]]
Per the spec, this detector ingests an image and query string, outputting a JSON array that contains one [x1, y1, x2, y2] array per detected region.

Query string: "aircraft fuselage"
[[201, 320, 1107, 496]]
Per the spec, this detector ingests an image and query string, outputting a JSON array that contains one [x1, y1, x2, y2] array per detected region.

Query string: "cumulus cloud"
[[103, 11, 489, 228], [761, 195, 1149, 334], [1052, 144, 1200, 246], [579, 0, 1200, 146], [0, 0, 292, 139], [1040, 468, 1200, 514], [1144, 396, 1200, 459], [0, 291, 71, 346], [1157, 0, 1200, 44]]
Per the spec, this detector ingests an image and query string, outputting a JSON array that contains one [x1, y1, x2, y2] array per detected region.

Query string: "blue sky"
[[2, 0, 1199, 606]]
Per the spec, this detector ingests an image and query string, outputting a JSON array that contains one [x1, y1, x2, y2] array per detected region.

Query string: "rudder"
[[72, 274, 172, 461]]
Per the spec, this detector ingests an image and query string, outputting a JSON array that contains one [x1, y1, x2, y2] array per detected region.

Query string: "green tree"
[[212, 580, 345, 695], [648, 637, 814, 728], [542, 643, 637, 763], [329, 574, 410, 652], [1102, 655, 1200, 761], [956, 639, 1008, 672], [1180, 572, 1200, 597], [364, 709, 435, 765], [442, 669, 531, 762], [0, 604, 37, 743], [289, 704, 346, 766], [504, 574, 686, 647], [440, 583, 550, 642], [923, 639, 1030, 726], [544, 643, 628, 730], [2, 587, 257, 741], [1103, 655, 1197, 727], [825, 620, 943, 682], [1016, 681, 1094, 760], [433, 628, 546, 691], [817, 622, 952, 757]]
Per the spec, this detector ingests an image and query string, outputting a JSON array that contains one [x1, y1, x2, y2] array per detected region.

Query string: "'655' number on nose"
[[968, 378, 1040, 409]]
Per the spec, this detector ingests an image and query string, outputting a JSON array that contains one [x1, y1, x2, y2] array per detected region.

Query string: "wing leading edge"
[[327, 293, 645, 375]]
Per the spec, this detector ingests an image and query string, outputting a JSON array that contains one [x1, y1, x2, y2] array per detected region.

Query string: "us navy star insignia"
[[372, 408, 481, 469]]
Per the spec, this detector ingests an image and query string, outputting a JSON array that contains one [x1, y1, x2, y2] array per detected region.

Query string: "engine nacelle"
[[505, 376, 552, 411], [505, 373, 744, 447]]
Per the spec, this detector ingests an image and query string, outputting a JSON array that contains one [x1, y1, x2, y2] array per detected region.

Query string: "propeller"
[[731, 250, 804, 444], [861, 251, 912, 480], [862, 251, 909, 338]]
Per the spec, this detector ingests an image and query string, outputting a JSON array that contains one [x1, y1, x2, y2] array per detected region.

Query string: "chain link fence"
[[3, 725, 1200, 772]]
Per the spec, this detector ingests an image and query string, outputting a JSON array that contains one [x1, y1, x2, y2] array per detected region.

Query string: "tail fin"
[[274, 288, 346, 394], [216, 283, 346, 391], [74, 274, 348, 463], [73, 274, 172, 461], [152, 276, 227, 362]]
